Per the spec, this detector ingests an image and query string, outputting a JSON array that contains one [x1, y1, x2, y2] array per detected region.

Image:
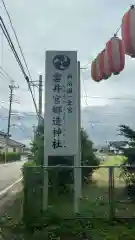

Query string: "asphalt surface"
[[96, 152, 107, 162], [0, 160, 25, 192]]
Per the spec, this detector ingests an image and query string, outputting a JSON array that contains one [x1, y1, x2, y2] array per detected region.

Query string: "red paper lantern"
[[122, 5, 135, 57], [99, 50, 112, 79], [106, 36, 125, 75], [91, 58, 102, 82]]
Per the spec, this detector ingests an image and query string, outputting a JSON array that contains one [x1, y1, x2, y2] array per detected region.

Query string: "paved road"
[[96, 152, 108, 162], [0, 160, 25, 192]]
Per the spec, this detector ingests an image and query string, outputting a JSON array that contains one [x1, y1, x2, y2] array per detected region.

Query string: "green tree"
[[31, 125, 99, 188], [118, 124, 135, 163], [23, 126, 100, 226], [118, 124, 135, 199], [119, 124, 135, 147]]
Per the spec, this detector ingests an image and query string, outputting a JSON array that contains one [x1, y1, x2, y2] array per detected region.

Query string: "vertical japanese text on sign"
[[52, 72, 63, 149], [45, 51, 78, 156]]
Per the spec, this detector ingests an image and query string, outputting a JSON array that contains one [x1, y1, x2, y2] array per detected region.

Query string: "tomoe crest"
[[53, 55, 70, 70]]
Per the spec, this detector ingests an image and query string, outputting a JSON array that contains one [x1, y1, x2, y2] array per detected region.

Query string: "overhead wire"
[[81, 17, 123, 70], [0, 2, 133, 141], [1, 0, 33, 81], [0, 65, 30, 91], [0, 64, 13, 81], [0, 17, 26, 76], [0, 27, 3, 66], [1, 0, 39, 116], [0, 16, 38, 116], [0, 69, 30, 92], [81, 95, 135, 101]]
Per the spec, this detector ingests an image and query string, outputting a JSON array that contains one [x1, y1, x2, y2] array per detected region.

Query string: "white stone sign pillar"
[[44, 51, 81, 212]]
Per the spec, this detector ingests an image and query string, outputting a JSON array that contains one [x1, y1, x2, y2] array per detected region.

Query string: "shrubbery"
[[119, 125, 135, 199], [31, 125, 100, 186], [0, 152, 21, 163], [23, 125, 100, 227], [22, 161, 44, 228]]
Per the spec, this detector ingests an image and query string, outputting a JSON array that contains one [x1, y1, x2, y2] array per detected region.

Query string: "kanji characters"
[[53, 72, 62, 83], [52, 106, 62, 114], [53, 84, 62, 93], [67, 74, 73, 114], [52, 127, 62, 137], [51, 72, 74, 149], [53, 95, 61, 104], [67, 106, 72, 113], [52, 139, 62, 149]]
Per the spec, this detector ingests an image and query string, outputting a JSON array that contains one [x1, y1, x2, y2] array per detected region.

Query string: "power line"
[[0, 65, 31, 91], [81, 17, 123, 70], [0, 17, 26, 75], [0, 70, 11, 82], [1, 0, 39, 116], [0, 16, 38, 115], [1, 0, 33, 81], [0, 64, 13, 81], [81, 95, 135, 101], [1, 27, 3, 66], [82, 60, 91, 69]]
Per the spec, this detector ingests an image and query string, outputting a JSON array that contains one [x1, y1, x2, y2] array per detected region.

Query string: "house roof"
[[0, 131, 7, 137], [0, 138, 25, 148], [0, 130, 11, 137], [7, 139, 25, 147], [0, 130, 25, 147]]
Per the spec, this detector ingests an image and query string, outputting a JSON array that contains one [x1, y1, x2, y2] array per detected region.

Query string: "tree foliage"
[[31, 125, 99, 187], [118, 124, 135, 162], [118, 124, 135, 198], [119, 124, 135, 147]]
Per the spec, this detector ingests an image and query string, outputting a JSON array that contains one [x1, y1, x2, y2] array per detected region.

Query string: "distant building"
[[0, 131, 25, 153], [23, 147, 31, 154], [108, 141, 129, 154]]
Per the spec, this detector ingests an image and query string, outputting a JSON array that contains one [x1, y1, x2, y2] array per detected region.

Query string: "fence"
[[24, 164, 135, 219]]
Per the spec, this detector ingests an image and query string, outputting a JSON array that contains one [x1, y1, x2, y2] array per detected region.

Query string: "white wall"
[[7, 147, 23, 153], [0, 135, 24, 153]]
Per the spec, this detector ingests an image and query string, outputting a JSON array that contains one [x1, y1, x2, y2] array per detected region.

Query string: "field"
[[47, 155, 135, 218]]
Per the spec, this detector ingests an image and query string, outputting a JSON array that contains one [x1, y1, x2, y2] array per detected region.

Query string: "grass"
[[48, 154, 135, 218], [1, 195, 135, 239], [1, 154, 135, 239]]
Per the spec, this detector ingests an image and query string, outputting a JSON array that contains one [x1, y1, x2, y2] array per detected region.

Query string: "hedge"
[[0, 152, 21, 163], [22, 160, 73, 228], [22, 161, 44, 228]]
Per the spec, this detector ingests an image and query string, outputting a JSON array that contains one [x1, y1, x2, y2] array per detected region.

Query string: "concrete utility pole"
[[38, 74, 42, 127], [32, 124, 36, 141], [29, 76, 43, 126], [5, 82, 18, 163]]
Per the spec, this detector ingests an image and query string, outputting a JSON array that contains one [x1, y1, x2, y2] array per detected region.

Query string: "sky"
[[0, 0, 135, 145]]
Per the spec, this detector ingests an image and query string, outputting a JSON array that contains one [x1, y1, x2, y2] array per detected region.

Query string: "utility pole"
[[5, 82, 18, 163], [32, 124, 36, 141], [38, 74, 42, 127], [29, 74, 43, 126]]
